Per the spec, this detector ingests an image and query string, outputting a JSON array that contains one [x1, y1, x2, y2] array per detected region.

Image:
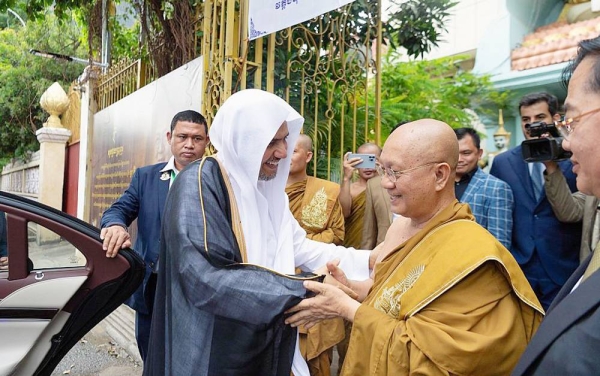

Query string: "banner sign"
[[90, 57, 203, 235], [248, 0, 356, 40]]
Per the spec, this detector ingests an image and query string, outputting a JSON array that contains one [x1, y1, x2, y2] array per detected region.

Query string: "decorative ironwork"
[[93, 0, 382, 179], [274, 5, 381, 178], [95, 58, 157, 111], [201, 0, 382, 179]]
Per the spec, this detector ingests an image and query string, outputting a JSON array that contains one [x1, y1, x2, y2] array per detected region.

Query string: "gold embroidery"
[[374, 265, 425, 318], [301, 187, 329, 228]]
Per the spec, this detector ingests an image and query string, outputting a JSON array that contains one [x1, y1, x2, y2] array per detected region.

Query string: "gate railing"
[[95, 58, 158, 111], [94, 0, 382, 181], [201, 0, 383, 180]]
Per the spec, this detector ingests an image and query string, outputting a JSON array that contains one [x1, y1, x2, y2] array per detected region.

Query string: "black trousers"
[[136, 272, 157, 361]]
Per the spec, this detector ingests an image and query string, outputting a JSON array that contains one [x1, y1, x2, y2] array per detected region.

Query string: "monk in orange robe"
[[286, 120, 544, 376]]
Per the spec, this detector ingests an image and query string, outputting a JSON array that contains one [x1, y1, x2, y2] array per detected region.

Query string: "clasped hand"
[[285, 260, 361, 329]]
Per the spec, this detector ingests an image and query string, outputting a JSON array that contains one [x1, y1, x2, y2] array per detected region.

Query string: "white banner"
[[248, 0, 356, 40]]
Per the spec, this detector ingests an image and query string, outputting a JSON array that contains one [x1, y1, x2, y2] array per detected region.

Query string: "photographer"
[[490, 92, 582, 310], [544, 151, 599, 264], [518, 95, 598, 263], [513, 34, 600, 376]]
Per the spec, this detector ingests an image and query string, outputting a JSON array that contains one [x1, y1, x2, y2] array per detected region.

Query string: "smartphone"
[[348, 153, 376, 169]]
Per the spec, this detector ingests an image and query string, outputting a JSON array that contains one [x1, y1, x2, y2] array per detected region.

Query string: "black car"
[[0, 191, 144, 375]]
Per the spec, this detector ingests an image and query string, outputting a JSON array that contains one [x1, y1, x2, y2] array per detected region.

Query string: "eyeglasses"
[[376, 162, 440, 183], [555, 107, 600, 139]]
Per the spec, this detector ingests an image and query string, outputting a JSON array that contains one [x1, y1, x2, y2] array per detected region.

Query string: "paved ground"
[[52, 323, 142, 376], [50, 320, 344, 376]]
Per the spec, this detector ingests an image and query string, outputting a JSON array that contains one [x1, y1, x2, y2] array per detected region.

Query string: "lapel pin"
[[160, 172, 170, 181]]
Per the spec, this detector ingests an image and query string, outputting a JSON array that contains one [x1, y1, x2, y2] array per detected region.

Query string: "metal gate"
[[201, 0, 382, 179], [96, 0, 383, 181]]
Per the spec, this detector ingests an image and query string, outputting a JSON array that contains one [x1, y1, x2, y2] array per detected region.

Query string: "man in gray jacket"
[[544, 158, 599, 262]]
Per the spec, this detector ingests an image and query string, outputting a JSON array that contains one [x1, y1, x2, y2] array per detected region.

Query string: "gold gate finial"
[[40, 82, 70, 128]]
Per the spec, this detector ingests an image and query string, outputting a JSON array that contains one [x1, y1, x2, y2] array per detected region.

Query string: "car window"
[[28, 221, 87, 270], [0, 220, 87, 276]]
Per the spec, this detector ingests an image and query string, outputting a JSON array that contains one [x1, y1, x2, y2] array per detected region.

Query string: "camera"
[[521, 121, 572, 163]]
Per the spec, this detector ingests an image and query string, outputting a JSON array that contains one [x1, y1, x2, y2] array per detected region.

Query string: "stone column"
[[36, 82, 72, 243], [76, 66, 99, 222]]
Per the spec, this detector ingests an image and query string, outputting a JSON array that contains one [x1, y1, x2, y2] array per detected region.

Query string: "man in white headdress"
[[144, 89, 371, 376]]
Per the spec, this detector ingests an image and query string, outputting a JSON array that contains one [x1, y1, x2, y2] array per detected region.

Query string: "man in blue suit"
[[512, 35, 600, 376], [100, 110, 209, 361], [490, 92, 581, 310], [454, 128, 514, 249]]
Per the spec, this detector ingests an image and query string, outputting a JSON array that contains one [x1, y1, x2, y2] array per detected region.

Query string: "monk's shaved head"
[[288, 133, 314, 179], [296, 134, 313, 151], [381, 119, 458, 223], [386, 119, 458, 171], [357, 142, 382, 157]]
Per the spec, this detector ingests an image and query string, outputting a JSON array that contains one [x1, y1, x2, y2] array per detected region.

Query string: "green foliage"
[[0, 5, 26, 28], [301, 0, 456, 61], [109, 12, 141, 60], [1, 0, 459, 77], [293, 51, 504, 181], [386, 0, 457, 58], [0, 0, 86, 21], [0, 13, 85, 161], [377, 52, 500, 138]]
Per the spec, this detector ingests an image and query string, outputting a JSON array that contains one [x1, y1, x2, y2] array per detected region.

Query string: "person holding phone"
[[340, 144, 381, 249], [336, 144, 382, 372]]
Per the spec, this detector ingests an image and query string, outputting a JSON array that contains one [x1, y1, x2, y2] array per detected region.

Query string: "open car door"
[[0, 191, 144, 376]]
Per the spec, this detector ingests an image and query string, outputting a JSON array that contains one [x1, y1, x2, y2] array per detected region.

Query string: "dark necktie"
[[531, 162, 544, 201]]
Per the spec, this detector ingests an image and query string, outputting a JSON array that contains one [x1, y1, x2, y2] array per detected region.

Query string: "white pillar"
[[36, 127, 72, 211], [77, 67, 98, 221], [37, 82, 71, 244]]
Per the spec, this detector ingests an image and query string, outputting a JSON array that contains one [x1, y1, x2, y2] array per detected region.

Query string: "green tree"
[[0, 0, 468, 170], [386, 0, 457, 58], [378, 52, 497, 134], [0, 0, 456, 76], [298, 52, 503, 179], [0, 13, 85, 163]]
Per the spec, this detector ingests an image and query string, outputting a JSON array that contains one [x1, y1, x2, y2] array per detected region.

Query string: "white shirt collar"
[[160, 156, 179, 175]]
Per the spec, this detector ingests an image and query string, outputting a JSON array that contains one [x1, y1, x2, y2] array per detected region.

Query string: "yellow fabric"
[[303, 347, 334, 376], [342, 190, 366, 249], [286, 177, 345, 245], [335, 320, 353, 372], [298, 318, 345, 368], [287, 176, 346, 375], [341, 201, 544, 376]]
